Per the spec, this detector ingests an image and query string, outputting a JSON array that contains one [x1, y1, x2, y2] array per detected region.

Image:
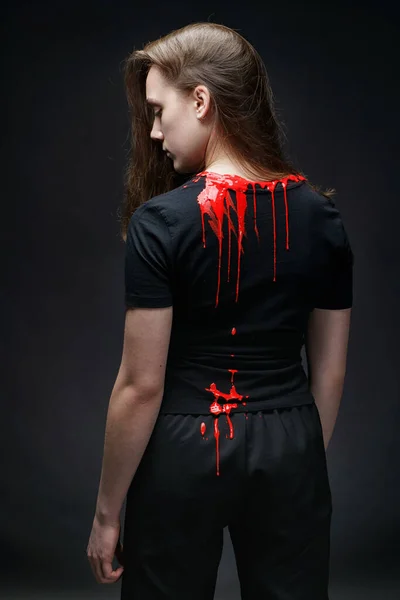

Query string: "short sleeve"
[[124, 203, 173, 308], [313, 197, 354, 310]]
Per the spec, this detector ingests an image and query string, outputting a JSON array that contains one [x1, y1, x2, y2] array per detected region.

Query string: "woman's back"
[[125, 169, 353, 414]]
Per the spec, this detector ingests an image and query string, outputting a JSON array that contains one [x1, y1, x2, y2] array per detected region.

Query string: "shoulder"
[[300, 183, 345, 232], [132, 177, 204, 230], [303, 184, 354, 264], [299, 182, 337, 212]]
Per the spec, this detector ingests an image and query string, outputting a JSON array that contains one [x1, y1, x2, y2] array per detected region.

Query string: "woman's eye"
[[154, 110, 162, 118]]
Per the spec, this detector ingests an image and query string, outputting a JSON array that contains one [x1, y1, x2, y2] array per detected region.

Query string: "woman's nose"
[[150, 125, 164, 141]]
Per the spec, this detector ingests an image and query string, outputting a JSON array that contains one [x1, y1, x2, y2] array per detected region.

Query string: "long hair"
[[119, 22, 335, 241]]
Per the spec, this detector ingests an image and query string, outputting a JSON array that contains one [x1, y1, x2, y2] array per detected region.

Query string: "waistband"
[[159, 391, 315, 415]]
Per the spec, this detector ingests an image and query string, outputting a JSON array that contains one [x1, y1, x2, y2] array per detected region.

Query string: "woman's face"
[[146, 65, 213, 174]]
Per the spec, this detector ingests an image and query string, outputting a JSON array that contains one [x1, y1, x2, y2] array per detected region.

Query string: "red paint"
[[204, 368, 249, 476], [226, 413, 234, 439], [209, 400, 238, 475], [193, 171, 306, 306], [229, 369, 238, 383], [205, 381, 245, 403], [191, 171, 304, 476], [200, 422, 206, 436], [213, 418, 220, 476], [227, 200, 232, 283]]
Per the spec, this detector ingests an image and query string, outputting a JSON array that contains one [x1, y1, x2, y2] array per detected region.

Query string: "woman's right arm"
[[305, 307, 352, 450]]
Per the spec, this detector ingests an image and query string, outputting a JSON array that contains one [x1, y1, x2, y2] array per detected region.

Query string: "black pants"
[[121, 402, 332, 599]]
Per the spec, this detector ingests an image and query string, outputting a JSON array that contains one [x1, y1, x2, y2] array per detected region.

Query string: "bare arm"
[[95, 305, 173, 523], [86, 306, 173, 584], [305, 307, 352, 450]]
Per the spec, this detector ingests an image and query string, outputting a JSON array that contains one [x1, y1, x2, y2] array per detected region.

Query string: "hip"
[[134, 400, 327, 481]]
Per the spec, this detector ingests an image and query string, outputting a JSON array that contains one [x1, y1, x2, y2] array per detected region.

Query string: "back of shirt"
[[125, 171, 354, 414]]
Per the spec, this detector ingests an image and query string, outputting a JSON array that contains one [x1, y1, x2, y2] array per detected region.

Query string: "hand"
[[86, 514, 124, 584]]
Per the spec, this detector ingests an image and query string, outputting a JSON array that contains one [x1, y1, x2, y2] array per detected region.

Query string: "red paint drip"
[[283, 182, 289, 250], [271, 185, 276, 281], [200, 422, 206, 436], [204, 368, 249, 476], [226, 413, 234, 439], [194, 171, 306, 306], [227, 200, 231, 282], [209, 400, 238, 476], [231, 327, 236, 335], [213, 418, 220, 475], [235, 188, 247, 301], [229, 369, 238, 383]]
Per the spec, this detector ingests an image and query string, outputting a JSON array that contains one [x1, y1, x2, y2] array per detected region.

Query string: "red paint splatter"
[[200, 422, 206, 436], [209, 401, 237, 475], [204, 369, 249, 476], [190, 169, 307, 477], [193, 171, 306, 307]]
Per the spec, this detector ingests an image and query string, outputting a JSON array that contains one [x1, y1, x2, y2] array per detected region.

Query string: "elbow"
[[309, 369, 347, 390], [111, 380, 164, 406], [134, 384, 165, 404]]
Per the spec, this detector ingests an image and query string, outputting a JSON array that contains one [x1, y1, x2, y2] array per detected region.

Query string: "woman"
[[86, 22, 353, 600]]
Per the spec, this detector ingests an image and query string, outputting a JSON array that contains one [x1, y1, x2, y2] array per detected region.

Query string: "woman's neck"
[[203, 161, 289, 182]]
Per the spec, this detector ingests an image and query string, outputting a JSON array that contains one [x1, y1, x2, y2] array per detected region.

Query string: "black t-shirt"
[[125, 171, 354, 414]]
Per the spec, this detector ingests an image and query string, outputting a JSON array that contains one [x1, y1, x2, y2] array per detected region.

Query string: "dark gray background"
[[3, 0, 399, 598]]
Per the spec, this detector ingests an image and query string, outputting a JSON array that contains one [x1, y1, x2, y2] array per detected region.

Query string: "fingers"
[[85, 524, 125, 584], [86, 551, 124, 584], [101, 559, 124, 583]]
